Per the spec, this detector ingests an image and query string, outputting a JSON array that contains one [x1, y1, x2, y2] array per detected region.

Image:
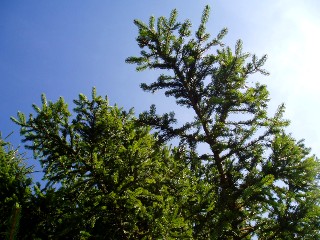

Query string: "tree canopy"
[[11, 88, 196, 239], [1, 5, 319, 239], [0, 135, 32, 239], [126, 5, 320, 239]]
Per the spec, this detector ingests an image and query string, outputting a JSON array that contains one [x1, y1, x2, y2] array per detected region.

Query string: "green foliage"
[[0, 135, 32, 239], [126, 5, 320, 239], [3, 5, 319, 239], [12, 88, 194, 239]]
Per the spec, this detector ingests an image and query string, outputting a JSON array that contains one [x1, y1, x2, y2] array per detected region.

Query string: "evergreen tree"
[[12, 88, 194, 239], [126, 6, 320, 239], [0, 135, 32, 239]]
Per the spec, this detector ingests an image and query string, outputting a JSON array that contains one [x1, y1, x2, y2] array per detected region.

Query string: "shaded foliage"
[[0, 135, 32, 239]]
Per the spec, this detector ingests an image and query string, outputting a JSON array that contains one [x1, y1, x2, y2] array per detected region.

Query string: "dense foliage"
[[126, 5, 320, 239], [1, 5, 319, 239], [11, 89, 195, 239], [0, 135, 32, 239]]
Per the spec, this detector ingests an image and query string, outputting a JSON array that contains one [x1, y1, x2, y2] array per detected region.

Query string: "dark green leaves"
[[0, 135, 32, 239]]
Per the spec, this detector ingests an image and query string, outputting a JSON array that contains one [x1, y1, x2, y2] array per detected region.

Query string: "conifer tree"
[[126, 6, 320, 239], [0, 135, 32, 239], [12, 88, 194, 239]]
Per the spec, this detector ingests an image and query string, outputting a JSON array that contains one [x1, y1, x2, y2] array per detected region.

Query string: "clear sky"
[[1, 1, 320, 178]]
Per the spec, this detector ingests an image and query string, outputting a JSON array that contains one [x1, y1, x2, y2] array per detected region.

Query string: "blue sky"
[[1, 1, 320, 178]]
